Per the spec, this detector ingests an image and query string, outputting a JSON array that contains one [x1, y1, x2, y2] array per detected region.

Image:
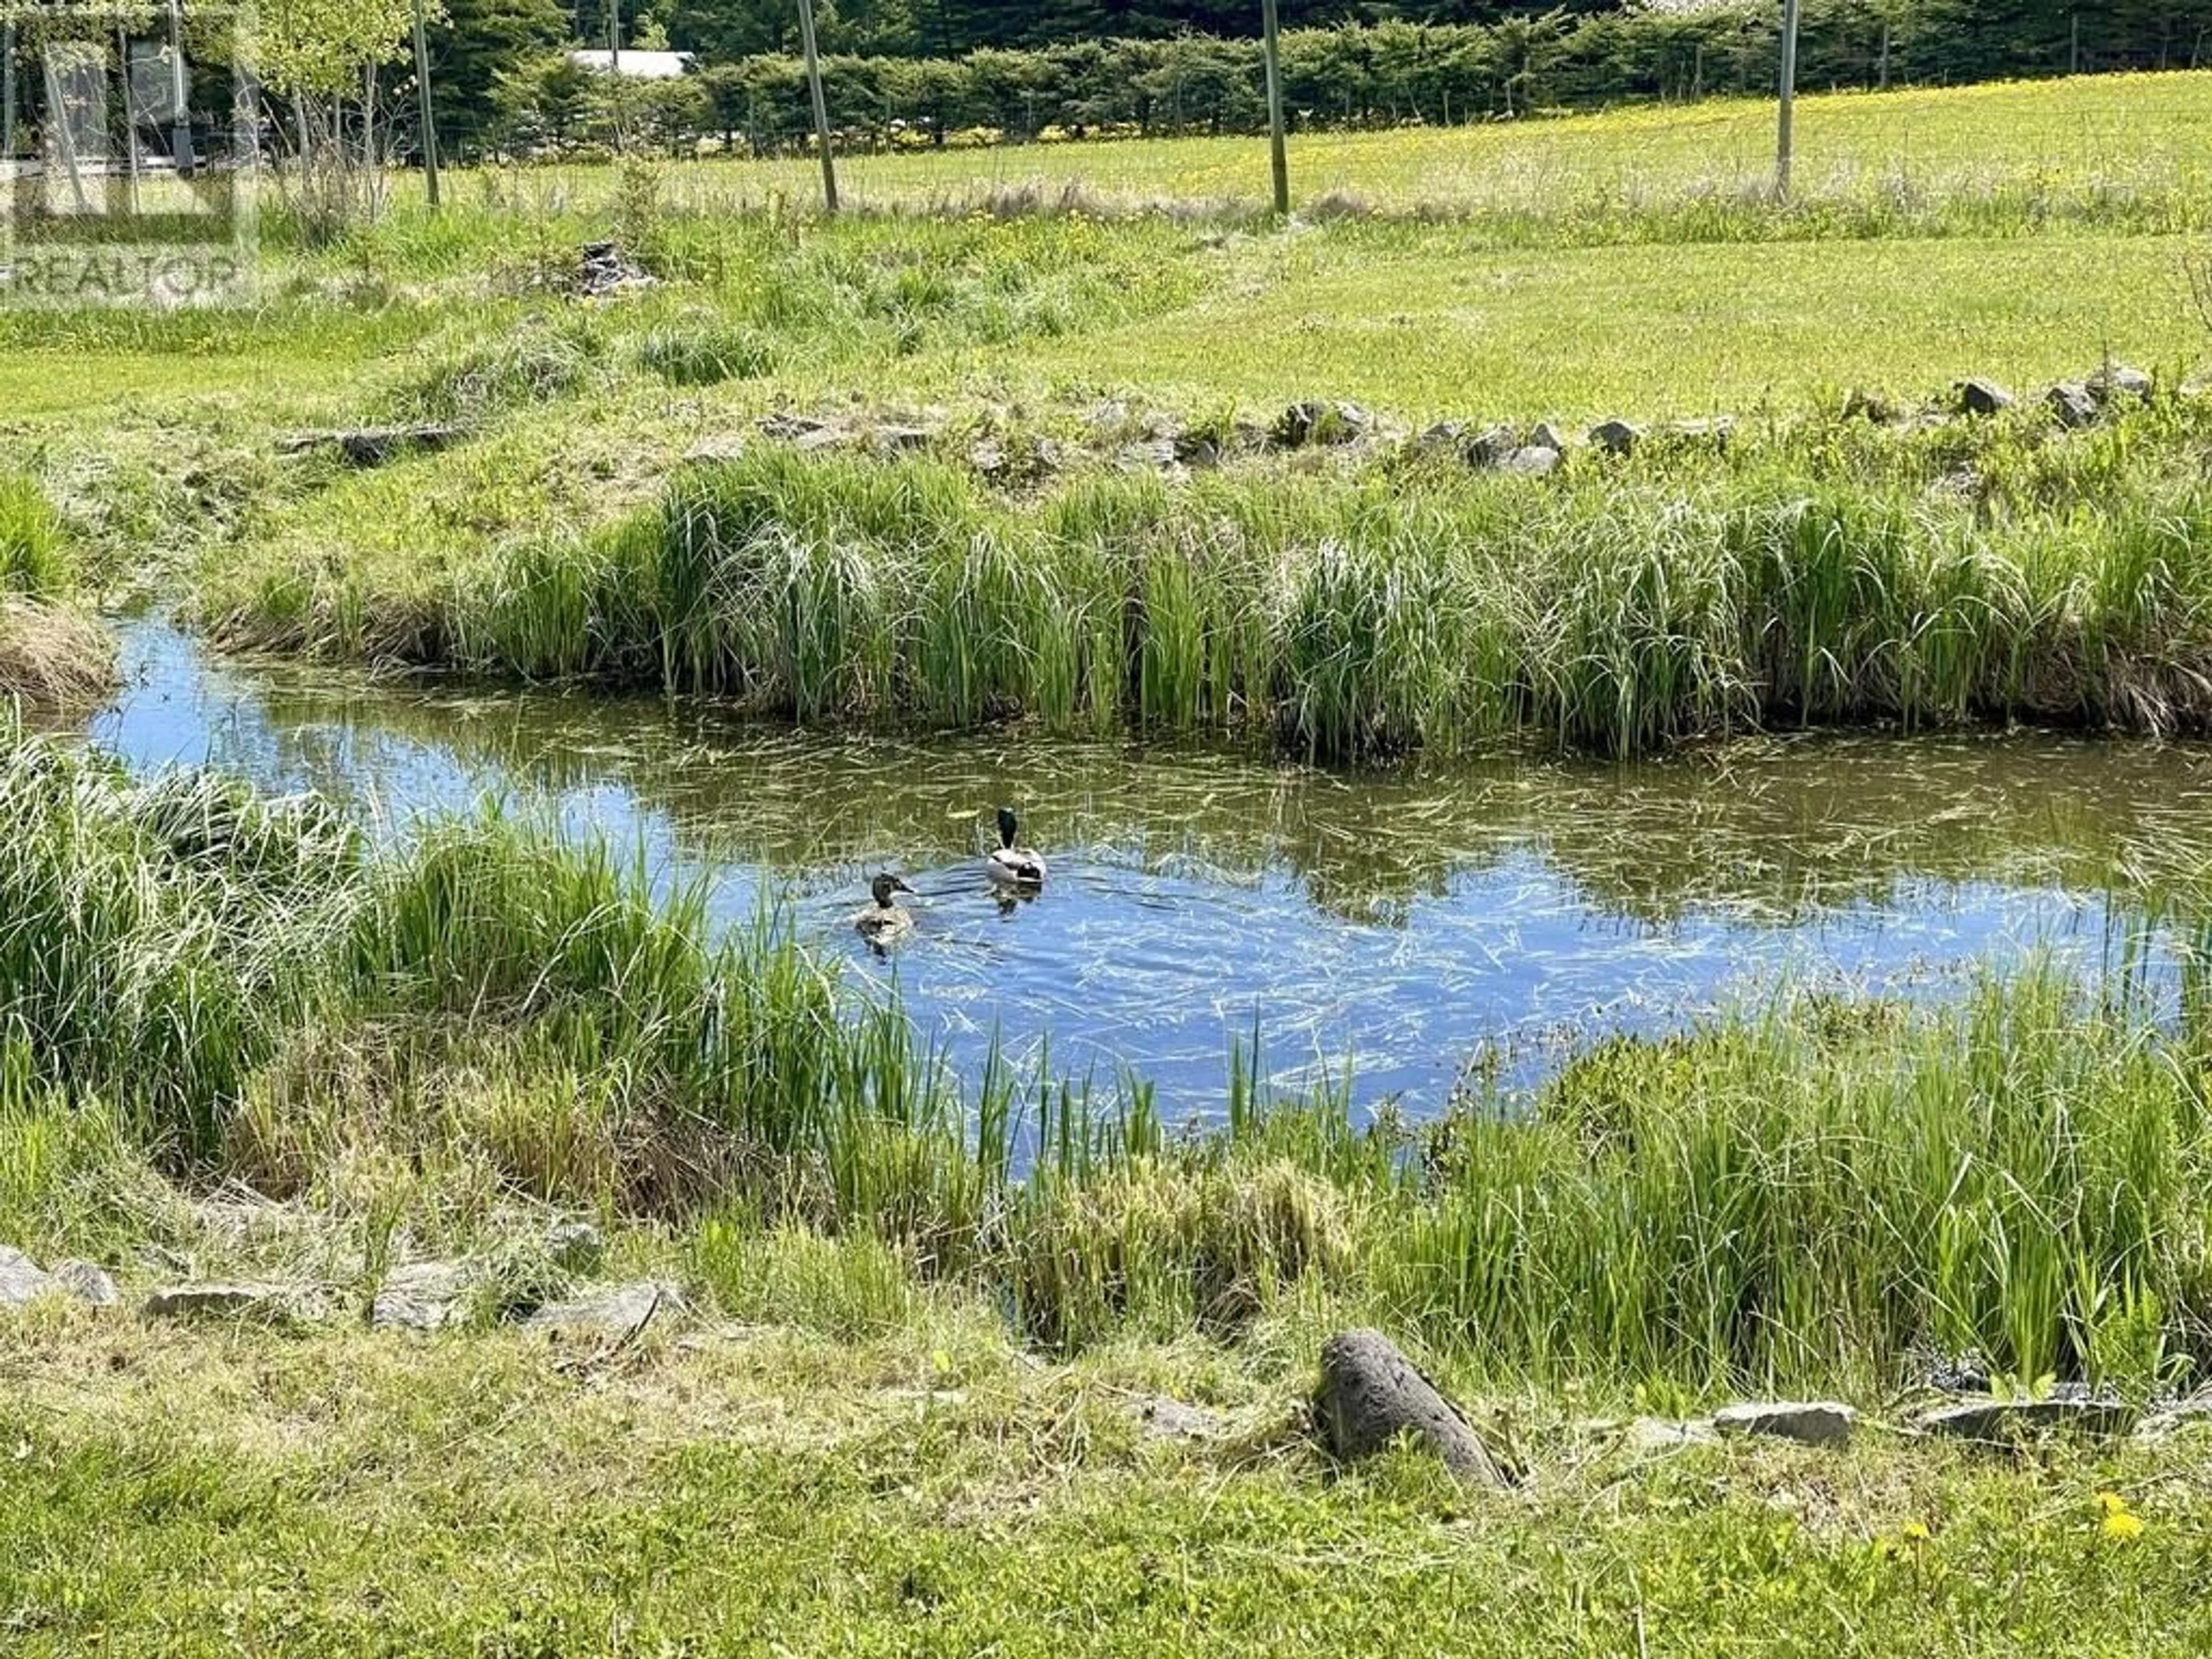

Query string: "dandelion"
[[2097, 1493, 2145, 1541], [1900, 1521, 1930, 1543]]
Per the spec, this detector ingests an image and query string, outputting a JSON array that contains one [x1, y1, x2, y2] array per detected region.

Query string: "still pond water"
[[85, 620, 2212, 1118]]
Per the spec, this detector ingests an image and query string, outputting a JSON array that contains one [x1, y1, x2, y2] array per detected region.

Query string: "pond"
[[86, 619, 2212, 1119]]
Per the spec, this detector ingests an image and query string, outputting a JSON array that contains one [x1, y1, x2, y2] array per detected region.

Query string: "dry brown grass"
[[0, 599, 115, 710]]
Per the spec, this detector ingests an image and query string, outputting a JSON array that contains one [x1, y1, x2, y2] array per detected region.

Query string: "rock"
[[1464, 423, 1519, 467], [1173, 429, 1227, 467], [281, 425, 467, 467], [1624, 1416, 1719, 1453], [2044, 382, 2099, 429], [1713, 1400, 1856, 1448], [1273, 400, 1370, 449], [1502, 445, 1562, 476], [1589, 418, 1643, 456], [1085, 399, 1133, 433], [2136, 1394, 2212, 1441], [1914, 1395, 2138, 1444], [1118, 438, 1183, 474], [2086, 362, 2153, 406], [1314, 1329, 1507, 1487], [51, 1261, 119, 1308], [1527, 421, 1566, 453], [1031, 437, 1066, 474], [544, 1221, 605, 1274], [1415, 420, 1466, 456], [143, 1282, 329, 1325], [0, 1245, 55, 1305], [372, 1262, 477, 1333], [518, 1281, 680, 1340], [1955, 378, 2015, 416], [757, 412, 836, 443], [968, 438, 1008, 477], [1137, 1397, 1231, 1443], [577, 240, 656, 298], [872, 425, 934, 455]]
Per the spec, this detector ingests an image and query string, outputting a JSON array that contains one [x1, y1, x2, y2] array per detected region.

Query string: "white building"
[[567, 50, 694, 80]]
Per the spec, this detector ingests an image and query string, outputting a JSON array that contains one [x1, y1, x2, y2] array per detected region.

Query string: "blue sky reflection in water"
[[86, 620, 2212, 1119]]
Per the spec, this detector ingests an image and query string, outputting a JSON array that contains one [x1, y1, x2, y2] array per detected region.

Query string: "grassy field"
[[466, 73, 2212, 225]]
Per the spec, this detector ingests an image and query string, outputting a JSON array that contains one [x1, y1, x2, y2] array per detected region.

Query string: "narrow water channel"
[[86, 620, 2212, 1118]]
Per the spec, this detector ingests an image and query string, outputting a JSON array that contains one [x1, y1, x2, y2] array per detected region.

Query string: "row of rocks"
[[1313, 1329, 2212, 1488], [1912, 363, 2156, 426]]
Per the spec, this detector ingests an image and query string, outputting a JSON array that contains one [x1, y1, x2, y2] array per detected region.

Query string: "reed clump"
[[218, 442, 2212, 762]]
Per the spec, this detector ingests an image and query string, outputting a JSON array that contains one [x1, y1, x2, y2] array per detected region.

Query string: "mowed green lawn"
[[930, 228, 2199, 421]]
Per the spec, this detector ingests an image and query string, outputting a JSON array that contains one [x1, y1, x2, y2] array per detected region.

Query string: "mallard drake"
[[985, 806, 1047, 887], [853, 872, 916, 941]]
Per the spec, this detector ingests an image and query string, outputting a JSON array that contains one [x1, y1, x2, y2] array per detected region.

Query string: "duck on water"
[[853, 872, 917, 941], [986, 806, 1047, 888]]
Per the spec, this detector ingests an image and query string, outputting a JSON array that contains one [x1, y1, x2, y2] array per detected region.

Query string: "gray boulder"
[[52, 1261, 119, 1308], [2137, 1394, 2212, 1441], [872, 425, 934, 456], [2087, 362, 2153, 406], [1589, 418, 1643, 455], [1314, 1329, 1507, 1487], [756, 411, 836, 443], [1274, 400, 1372, 449], [143, 1282, 331, 1325], [1502, 445, 1562, 476], [1713, 1400, 1856, 1448], [1955, 378, 2016, 416], [1137, 1397, 1232, 1443], [1527, 421, 1567, 452], [2044, 382, 2098, 429], [1464, 423, 1519, 467], [1914, 1395, 2137, 1444], [1414, 421, 1465, 456], [281, 425, 467, 468], [519, 1281, 680, 1340], [371, 1262, 478, 1333], [1623, 1416, 1719, 1453], [0, 1245, 54, 1305]]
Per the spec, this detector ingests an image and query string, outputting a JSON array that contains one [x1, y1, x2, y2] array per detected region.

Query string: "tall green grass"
[[2, 725, 2209, 1395], [214, 439, 2212, 760], [0, 473, 72, 597]]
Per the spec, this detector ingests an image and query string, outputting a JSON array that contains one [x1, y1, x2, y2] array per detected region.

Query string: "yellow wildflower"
[[1900, 1521, 1931, 1543], [2096, 1491, 2131, 1518], [2103, 1511, 2146, 1542]]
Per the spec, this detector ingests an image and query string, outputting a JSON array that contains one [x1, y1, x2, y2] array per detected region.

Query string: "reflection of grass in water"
[[203, 634, 2212, 933], [7, 724, 2212, 1393]]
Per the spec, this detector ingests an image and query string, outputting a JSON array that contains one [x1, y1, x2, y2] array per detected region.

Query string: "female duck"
[[853, 872, 917, 941], [986, 806, 1047, 888]]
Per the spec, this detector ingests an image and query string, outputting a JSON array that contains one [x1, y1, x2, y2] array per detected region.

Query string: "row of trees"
[[480, 1, 2212, 161], [635, 0, 2212, 69]]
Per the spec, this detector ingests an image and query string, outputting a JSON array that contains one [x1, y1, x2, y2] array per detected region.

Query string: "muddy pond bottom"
[[86, 621, 2212, 1118]]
